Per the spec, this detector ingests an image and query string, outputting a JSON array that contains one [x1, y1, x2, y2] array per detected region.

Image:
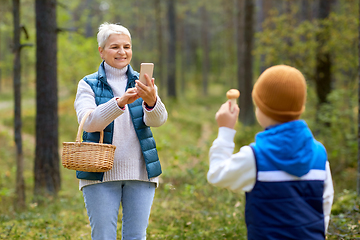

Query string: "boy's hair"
[[252, 65, 307, 122], [97, 22, 131, 49]]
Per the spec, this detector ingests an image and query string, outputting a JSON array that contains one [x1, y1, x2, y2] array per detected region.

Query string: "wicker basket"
[[62, 110, 116, 172]]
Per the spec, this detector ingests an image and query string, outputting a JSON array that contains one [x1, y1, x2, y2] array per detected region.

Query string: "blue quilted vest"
[[246, 120, 327, 240], [76, 62, 162, 181]]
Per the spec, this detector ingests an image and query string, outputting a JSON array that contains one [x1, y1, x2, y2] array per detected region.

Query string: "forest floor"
[[0, 86, 359, 239]]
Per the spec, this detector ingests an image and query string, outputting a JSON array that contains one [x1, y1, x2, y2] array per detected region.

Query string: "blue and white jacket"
[[207, 120, 334, 239]]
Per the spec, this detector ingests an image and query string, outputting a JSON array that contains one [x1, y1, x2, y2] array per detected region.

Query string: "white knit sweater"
[[74, 62, 168, 190]]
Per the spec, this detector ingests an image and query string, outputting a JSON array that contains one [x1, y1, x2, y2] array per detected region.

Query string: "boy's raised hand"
[[215, 100, 240, 129]]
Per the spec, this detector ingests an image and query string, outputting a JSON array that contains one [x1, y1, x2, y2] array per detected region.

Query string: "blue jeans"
[[82, 180, 156, 240]]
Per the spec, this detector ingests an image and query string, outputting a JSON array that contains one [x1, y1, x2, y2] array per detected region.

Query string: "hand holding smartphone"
[[139, 63, 154, 86]]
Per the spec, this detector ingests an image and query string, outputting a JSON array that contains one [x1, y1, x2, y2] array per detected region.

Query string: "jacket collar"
[[98, 61, 139, 90], [126, 64, 139, 90], [98, 61, 108, 85]]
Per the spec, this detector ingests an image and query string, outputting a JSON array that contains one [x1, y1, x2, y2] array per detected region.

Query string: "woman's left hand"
[[116, 87, 139, 108], [135, 74, 157, 107]]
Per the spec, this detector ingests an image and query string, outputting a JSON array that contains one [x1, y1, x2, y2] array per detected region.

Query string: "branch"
[[19, 25, 29, 40], [57, 27, 78, 33], [20, 43, 34, 49], [57, 1, 68, 10]]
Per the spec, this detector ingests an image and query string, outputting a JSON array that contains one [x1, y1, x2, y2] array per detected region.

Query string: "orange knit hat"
[[252, 65, 307, 122]]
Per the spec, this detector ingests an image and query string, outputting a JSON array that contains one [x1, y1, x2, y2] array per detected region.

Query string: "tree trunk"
[[238, 0, 255, 126], [301, 0, 311, 22], [0, 69, 2, 93], [154, 0, 164, 97], [201, 4, 209, 96], [236, 0, 245, 92], [256, 0, 271, 73], [357, 0, 360, 196], [315, 0, 332, 106], [13, 0, 26, 210], [85, 0, 94, 38], [34, 0, 60, 198], [0, 14, 1, 93], [179, 16, 186, 94], [167, 0, 176, 98]]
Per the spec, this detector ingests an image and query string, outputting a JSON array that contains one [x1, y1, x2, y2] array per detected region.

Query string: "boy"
[[207, 65, 334, 239]]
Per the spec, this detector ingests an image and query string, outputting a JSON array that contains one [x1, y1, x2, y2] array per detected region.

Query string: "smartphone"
[[139, 63, 154, 85]]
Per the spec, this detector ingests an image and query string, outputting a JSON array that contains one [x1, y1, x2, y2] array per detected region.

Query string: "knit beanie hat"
[[252, 65, 307, 122]]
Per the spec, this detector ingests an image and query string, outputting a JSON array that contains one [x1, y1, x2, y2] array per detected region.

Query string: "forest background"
[[0, 0, 359, 239]]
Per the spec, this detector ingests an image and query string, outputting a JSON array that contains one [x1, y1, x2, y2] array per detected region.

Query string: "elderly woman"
[[74, 22, 167, 240]]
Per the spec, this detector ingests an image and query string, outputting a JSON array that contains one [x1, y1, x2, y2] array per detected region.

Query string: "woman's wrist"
[[116, 97, 126, 109], [145, 102, 155, 110], [145, 97, 157, 109]]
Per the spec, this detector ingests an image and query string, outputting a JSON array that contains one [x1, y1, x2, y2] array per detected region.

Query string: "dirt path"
[[0, 100, 12, 110], [197, 122, 212, 151], [0, 100, 35, 143]]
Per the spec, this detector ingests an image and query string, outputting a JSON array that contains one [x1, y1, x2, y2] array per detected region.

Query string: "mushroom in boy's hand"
[[226, 89, 240, 112]]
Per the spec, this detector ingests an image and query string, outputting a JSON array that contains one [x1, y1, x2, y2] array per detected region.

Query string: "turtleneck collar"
[[104, 61, 128, 81]]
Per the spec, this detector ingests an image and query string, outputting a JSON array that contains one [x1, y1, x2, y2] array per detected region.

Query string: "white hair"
[[97, 22, 131, 49]]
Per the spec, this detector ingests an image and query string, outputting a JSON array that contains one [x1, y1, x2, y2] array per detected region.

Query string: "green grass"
[[0, 84, 359, 239]]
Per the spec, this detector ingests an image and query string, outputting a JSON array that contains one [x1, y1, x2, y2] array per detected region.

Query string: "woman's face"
[[98, 34, 132, 69]]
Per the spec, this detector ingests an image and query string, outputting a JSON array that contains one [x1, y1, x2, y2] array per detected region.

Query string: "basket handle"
[[75, 110, 104, 144]]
